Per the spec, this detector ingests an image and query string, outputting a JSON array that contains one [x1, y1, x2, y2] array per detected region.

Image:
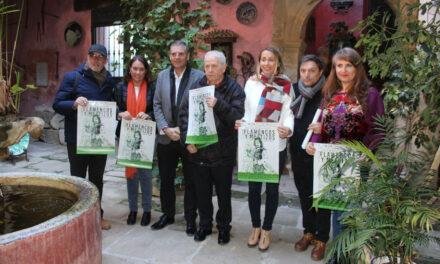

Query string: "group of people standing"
[[53, 39, 383, 262]]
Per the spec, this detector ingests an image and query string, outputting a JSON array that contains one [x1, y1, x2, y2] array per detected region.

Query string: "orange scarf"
[[125, 80, 148, 179]]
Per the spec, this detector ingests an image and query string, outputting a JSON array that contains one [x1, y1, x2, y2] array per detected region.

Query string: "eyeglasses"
[[89, 53, 106, 61]]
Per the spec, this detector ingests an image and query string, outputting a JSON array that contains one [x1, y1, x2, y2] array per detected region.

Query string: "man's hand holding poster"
[[77, 101, 116, 154], [186, 85, 218, 147]]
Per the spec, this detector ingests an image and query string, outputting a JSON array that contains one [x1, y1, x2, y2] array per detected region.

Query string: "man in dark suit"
[[152, 40, 204, 234]]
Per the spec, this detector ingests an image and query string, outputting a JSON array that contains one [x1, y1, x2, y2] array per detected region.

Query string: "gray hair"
[[170, 40, 189, 53], [204, 50, 226, 65]]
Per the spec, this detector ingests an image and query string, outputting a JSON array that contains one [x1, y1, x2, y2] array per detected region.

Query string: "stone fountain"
[[0, 172, 102, 263]]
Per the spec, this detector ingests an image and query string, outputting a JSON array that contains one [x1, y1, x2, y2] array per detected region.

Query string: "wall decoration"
[[236, 2, 257, 25], [202, 29, 238, 67], [216, 0, 232, 4], [64, 22, 83, 47], [35, 62, 48, 87], [330, 0, 354, 14]]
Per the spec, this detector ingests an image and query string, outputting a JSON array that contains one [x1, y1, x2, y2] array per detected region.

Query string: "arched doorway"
[[272, 0, 321, 81], [272, 0, 417, 82]]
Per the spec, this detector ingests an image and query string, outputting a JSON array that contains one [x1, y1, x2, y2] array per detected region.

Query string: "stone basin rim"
[[0, 172, 99, 245]]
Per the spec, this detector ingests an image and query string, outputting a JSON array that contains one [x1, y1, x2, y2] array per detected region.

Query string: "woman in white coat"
[[235, 47, 294, 251]]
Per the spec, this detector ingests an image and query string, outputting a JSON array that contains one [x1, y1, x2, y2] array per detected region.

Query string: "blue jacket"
[[53, 64, 116, 144]]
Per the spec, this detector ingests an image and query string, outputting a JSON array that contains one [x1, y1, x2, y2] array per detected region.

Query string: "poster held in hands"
[[117, 119, 156, 169], [186, 85, 218, 146], [313, 143, 360, 211], [77, 101, 116, 154], [238, 122, 279, 183]]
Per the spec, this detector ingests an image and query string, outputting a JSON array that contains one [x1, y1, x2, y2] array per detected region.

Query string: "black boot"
[[218, 229, 230, 245], [126, 211, 137, 225], [194, 228, 212, 242], [186, 221, 196, 236], [140, 212, 151, 226]]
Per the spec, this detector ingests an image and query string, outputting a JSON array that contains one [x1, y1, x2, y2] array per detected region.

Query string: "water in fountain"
[[0, 185, 77, 235]]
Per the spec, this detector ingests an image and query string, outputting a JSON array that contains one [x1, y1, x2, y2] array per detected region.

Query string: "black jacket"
[[179, 75, 245, 167], [289, 82, 323, 160], [52, 64, 115, 144], [114, 80, 156, 137]]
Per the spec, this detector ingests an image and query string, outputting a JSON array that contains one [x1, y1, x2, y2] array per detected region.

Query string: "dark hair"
[[257, 47, 284, 75], [124, 55, 152, 83], [300, 54, 324, 71], [170, 40, 189, 54], [322, 47, 369, 110]]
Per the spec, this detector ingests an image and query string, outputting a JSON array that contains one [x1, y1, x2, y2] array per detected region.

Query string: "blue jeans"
[[127, 169, 152, 212], [332, 210, 344, 238]]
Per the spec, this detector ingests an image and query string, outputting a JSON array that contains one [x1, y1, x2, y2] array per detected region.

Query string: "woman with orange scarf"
[[115, 56, 156, 226]]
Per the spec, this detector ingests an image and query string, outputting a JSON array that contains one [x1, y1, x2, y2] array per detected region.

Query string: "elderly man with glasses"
[[53, 44, 115, 230]]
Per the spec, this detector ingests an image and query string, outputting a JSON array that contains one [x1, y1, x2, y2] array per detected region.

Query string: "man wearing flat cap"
[[53, 44, 115, 230]]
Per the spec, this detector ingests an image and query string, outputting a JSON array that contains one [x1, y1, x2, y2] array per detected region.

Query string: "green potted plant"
[[318, 116, 440, 264], [0, 0, 36, 116], [318, 2, 440, 262]]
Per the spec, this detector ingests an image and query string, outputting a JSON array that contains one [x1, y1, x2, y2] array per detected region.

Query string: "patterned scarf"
[[290, 75, 325, 119], [255, 75, 292, 123], [125, 80, 147, 179]]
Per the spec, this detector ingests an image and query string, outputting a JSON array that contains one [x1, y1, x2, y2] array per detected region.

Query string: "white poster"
[[77, 101, 117, 154], [313, 143, 360, 211], [186, 85, 218, 146], [117, 119, 156, 169], [238, 122, 279, 183]]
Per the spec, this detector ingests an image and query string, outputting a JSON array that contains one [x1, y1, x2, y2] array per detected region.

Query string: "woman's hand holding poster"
[[77, 101, 116, 154], [238, 122, 279, 183], [313, 143, 360, 211], [117, 119, 156, 169], [186, 85, 218, 147]]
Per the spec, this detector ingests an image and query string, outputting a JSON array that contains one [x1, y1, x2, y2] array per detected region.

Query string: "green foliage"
[[119, 0, 213, 76], [355, 2, 440, 147], [10, 71, 36, 113], [321, 116, 440, 264]]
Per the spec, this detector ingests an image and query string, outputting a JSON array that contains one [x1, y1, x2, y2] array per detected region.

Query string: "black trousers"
[[156, 142, 197, 222], [192, 163, 233, 232], [291, 150, 331, 242], [248, 149, 287, 231], [67, 144, 107, 215]]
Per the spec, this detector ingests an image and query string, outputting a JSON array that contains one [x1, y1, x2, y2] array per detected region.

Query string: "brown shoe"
[[101, 218, 112, 230], [247, 227, 261, 247], [311, 240, 326, 261], [258, 229, 271, 251], [294, 233, 314, 252]]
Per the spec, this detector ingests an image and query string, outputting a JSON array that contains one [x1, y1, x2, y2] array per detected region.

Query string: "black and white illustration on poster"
[[313, 143, 360, 211], [186, 85, 218, 146], [238, 122, 279, 183], [77, 101, 116, 154], [117, 119, 156, 169]]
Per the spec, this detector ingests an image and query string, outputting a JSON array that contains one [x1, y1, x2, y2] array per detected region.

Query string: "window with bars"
[[94, 25, 124, 77]]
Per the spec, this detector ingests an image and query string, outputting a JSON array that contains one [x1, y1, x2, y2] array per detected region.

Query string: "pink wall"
[[188, 0, 274, 85], [306, 0, 365, 53], [16, 0, 91, 116]]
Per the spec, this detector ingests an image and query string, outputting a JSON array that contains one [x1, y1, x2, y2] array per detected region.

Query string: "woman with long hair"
[[115, 55, 155, 226], [306, 47, 384, 250], [235, 47, 294, 251]]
